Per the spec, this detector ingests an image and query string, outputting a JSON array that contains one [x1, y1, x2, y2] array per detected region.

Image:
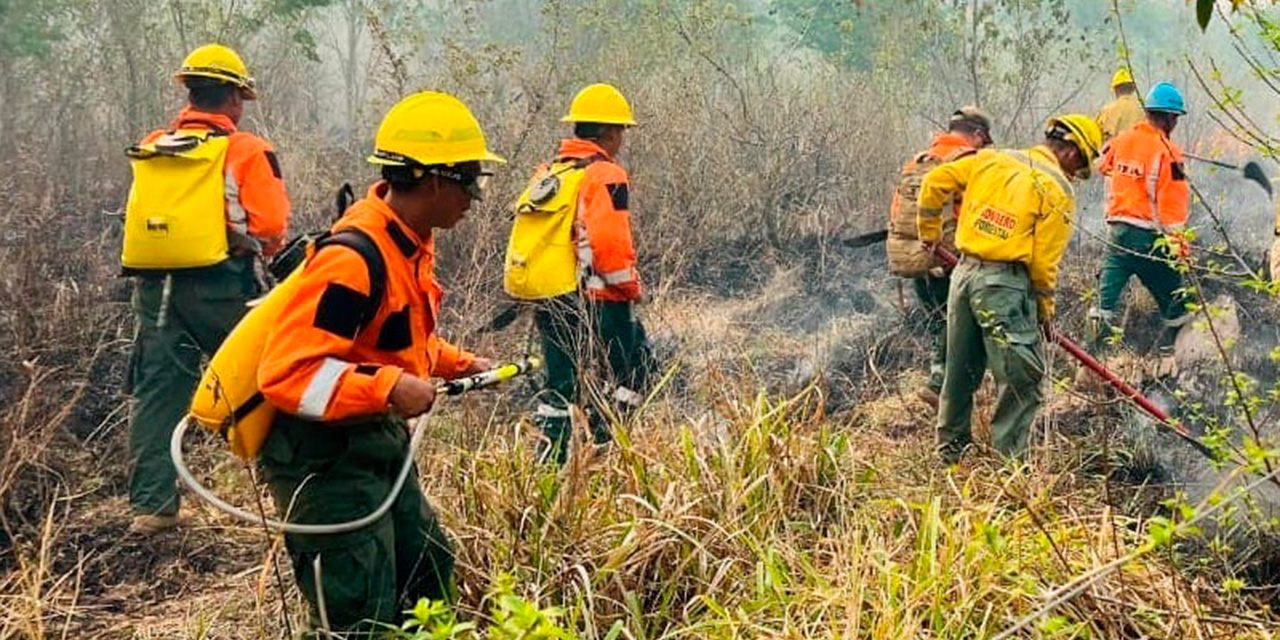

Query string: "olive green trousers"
[[127, 258, 256, 515], [259, 413, 454, 634], [937, 257, 1046, 463], [912, 274, 950, 393]]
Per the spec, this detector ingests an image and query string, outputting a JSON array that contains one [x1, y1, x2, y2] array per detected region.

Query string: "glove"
[[1164, 233, 1191, 261], [917, 208, 944, 243], [1036, 295, 1055, 323]]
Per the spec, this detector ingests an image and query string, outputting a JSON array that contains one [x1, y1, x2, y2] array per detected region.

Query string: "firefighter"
[[1097, 67, 1146, 143], [887, 106, 993, 407], [123, 44, 290, 534], [505, 83, 655, 465], [918, 114, 1102, 464], [1091, 82, 1193, 355], [255, 91, 501, 632]]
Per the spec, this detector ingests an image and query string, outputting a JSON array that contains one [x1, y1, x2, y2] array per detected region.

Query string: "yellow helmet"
[[1110, 67, 1135, 89], [176, 44, 257, 99], [368, 91, 505, 167], [562, 83, 637, 126], [1046, 114, 1102, 162]]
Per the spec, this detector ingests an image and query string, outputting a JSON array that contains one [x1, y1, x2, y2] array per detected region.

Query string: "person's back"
[[1098, 68, 1145, 142], [1098, 93, 1145, 142], [122, 44, 290, 535], [1100, 122, 1189, 230]]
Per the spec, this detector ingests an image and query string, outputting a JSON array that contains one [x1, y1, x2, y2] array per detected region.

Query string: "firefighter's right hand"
[[389, 373, 437, 418]]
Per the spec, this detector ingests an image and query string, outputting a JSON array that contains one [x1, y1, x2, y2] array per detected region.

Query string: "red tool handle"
[[929, 245, 1210, 453]]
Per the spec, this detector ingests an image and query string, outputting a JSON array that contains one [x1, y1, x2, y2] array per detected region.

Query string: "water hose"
[[172, 357, 540, 534], [932, 247, 1215, 458]]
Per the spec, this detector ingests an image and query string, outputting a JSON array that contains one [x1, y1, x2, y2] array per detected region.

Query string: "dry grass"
[[3, 278, 1280, 638], [3, 3, 1280, 638]]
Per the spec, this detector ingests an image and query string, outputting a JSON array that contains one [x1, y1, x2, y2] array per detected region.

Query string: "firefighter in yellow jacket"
[[918, 114, 1102, 463], [1097, 67, 1145, 143]]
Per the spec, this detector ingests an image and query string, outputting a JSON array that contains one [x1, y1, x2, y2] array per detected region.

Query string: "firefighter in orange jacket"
[[124, 44, 290, 534], [887, 107, 993, 407], [529, 84, 655, 464], [1091, 82, 1192, 354], [255, 92, 501, 632]]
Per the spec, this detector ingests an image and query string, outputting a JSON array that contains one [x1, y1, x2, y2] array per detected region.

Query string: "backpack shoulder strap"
[[315, 227, 388, 332], [553, 153, 606, 171]]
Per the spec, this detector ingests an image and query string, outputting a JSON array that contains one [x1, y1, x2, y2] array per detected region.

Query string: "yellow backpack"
[[504, 157, 597, 300], [188, 228, 386, 459], [122, 129, 231, 271]]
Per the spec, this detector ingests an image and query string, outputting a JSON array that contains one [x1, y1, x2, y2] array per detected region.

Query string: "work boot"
[[936, 440, 970, 466], [128, 513, 179, 535]]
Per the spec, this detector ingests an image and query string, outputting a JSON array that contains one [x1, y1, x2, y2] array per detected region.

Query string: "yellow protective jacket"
[[918, 146, 1076, 319], [1096, 94, 1145, 143]]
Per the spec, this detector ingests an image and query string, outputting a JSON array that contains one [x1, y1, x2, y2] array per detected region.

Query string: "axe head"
[[1242, 161, 1273, 196]]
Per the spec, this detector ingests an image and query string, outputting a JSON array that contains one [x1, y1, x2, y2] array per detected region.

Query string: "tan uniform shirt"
[[1097, 94, 1146, 143]]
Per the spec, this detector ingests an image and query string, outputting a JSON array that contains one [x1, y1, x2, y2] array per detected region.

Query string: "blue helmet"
[[1145, 82, 1186, 115]]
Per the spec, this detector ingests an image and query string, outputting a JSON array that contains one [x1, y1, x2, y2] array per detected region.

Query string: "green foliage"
[[0, 0, 61, 58], [392, 575, 574, 640]]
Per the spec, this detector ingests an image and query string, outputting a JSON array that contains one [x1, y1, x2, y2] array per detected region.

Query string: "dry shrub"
[[2, 0, 1279, 637]]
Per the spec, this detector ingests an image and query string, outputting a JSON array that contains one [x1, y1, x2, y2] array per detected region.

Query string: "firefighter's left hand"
[[465, 357, 495, 375]]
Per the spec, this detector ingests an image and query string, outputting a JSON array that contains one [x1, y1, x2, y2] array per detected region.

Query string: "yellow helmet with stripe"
[[176, 44, 257, 99], [368, 92, 505, 167]]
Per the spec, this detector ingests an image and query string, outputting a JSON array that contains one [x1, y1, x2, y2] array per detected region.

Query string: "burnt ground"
[[7, 229, 1280, 632]]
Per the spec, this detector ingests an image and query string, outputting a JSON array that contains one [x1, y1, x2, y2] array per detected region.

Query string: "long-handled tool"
[[172, 357, 541, 534], [932, 246, 1215, 458], [1183, 152, 1272, 196], [842, 228, 890, 249]]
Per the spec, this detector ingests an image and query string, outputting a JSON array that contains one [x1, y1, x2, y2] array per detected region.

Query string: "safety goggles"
[[421, 166, 493, 200]]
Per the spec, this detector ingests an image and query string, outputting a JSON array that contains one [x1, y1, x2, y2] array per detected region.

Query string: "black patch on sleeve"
[[354, 364, 381, 376], [605, 183, 629, 210], [375, 304, 413, 351], [1171, 161, 1187, 181], [313, 283, 372, 339], [265, 150, 283, 179]]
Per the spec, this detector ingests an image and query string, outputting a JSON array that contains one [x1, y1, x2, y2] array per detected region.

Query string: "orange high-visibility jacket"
[[557, 138, 641, 302], [1098, 121, 1190, 230], [257, 183, 476, 422], [138, 107, 292, 255]]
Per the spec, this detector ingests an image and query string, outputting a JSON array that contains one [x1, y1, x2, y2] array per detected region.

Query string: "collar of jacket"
[[1131, 120, 1169, 141], [557, 138, 613, 162], [929, 132, 975, 160], [171, 107, 239, 134], [364, 181, 431, 259], [1026, 145, 1069, 177]]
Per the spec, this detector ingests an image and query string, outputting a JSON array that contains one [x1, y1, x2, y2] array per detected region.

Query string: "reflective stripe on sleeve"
[[1147, 153, 1162, 227], [225, 168, 249, 233], [598, 268, 635, 285], [298, 357, 348, 419], [224, 168, 262, 254]]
